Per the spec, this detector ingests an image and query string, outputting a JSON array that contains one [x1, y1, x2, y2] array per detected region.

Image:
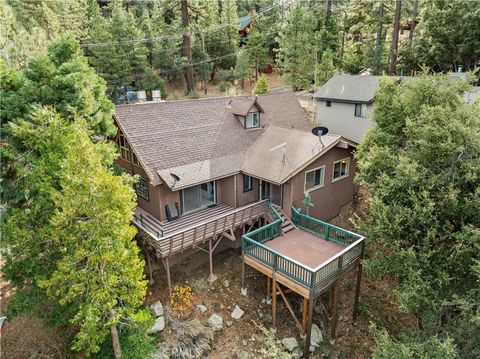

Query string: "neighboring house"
[[238, 13, 253, 45], [313, 72, 478, 143], [114, 92, 357, 224], [313, 74, 380, 143]]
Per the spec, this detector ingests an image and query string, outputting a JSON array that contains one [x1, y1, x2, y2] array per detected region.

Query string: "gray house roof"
[[313, 75, 381, 104]]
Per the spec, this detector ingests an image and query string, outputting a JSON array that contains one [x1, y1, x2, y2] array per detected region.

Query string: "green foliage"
[[275, 1, 317, 90], [235, 49, 252, 89], [35, 115, 147, 355], [315, 49, 337, 86], [0, 37, 115, 137], [355, 74, 480, 358], [94, 323, 157, 359], [254, 74, 270, 94], [371, 325, 456, 359], [399, 0, 480, 73]]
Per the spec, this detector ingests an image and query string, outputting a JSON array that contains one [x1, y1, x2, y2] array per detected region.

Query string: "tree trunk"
[[326, 0, 332, 23], [374, 3, 384, 74], [181, 0, 194, 94], [109, 309, 122, 359], [389, 0, 402, 75], [409, 0, 419, 41]]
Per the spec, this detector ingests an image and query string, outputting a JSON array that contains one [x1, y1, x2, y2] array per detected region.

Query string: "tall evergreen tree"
[[355, 75, 480, 358], [218, 0, 239, 69], [276, 0, 317, 90]]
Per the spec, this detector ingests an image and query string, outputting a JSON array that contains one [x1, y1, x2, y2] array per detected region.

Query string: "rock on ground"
[[311, 323, 323, 346], [150, 301, 163, 317], [281, 337, 298, 352], [148, 316, 165, 333], [196, 304, 208, 313], [208, 314, 223, 331], [231, 305, 245, 320]]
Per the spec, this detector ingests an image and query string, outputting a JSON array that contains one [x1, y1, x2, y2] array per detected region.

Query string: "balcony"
[[242, 207, 364, 295]]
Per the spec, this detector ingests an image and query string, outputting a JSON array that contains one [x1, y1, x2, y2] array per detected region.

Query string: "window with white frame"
[[354, 103, 366, 118], [243, 174, 252, 191], [333, 158, 350, 181], [305, 166, 325, 192], [245, 112, 260, 128], [135, 177, 149, 200]]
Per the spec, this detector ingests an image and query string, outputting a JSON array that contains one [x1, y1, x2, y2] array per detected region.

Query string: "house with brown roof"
[[114, 91, 365, 355], [114, 91, 357, 225]]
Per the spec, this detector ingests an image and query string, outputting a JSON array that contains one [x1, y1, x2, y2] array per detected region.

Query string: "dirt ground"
[[163, 67, 288, 100]]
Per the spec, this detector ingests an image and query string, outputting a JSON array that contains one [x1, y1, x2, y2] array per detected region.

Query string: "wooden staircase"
[[269, 204, 297, 235]]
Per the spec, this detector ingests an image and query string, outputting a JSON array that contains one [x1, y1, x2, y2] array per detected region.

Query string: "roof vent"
[[152, 90, 162, 102], [137, 90, 147, 102]]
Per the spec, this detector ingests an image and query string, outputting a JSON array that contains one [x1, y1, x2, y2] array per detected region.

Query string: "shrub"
[[254, 74, 270, 94], [170, 285, 193, 314]]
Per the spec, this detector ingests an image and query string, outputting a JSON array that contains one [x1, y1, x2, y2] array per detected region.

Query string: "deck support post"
[[302, 297, 309, 334], [164, 257, 172, 297], [207, 238, 217, 282], [241, 253, 245, 288], [353, 261, 363, 322], [144, 248, 154, 284], [271, 270, 277, 328], [330, 283, 339, 340], [303, 291, 315, 358], [267, 277, 271, 300]]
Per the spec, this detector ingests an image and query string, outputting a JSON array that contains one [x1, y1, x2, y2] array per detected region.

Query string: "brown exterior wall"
[[217, 176, 236, 207], [282, 146, 357, 221], [117, 157, 163, 220], [235, 174, 260, 207]]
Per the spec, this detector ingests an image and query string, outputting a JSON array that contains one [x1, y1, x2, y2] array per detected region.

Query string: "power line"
[[80, 3, 281, 49], [105, 35, 279, 84]]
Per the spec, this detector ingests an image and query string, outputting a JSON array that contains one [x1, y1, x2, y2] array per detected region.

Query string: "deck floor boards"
[[264, 230, 343, 270]]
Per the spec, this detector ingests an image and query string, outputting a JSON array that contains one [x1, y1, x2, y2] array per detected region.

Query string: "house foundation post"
[[207, 238, 217, 282], [353, 261, 363, 322], [303, 291, 315, 358], [302, 297, 309, 334], [163, 257, 172, 297], [267, 277, 271, 300], [143, 248, 154, 284], [330, 283, 339, 340], [271, 270, 277, 328]]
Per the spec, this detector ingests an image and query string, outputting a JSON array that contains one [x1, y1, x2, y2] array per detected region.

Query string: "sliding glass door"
[[182, 181, 215, 213]]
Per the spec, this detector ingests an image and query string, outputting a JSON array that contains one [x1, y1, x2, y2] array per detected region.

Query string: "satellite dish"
[[170, 173, 180, 188], [311, 126, 329, 151], [311, 126, 329, 136]]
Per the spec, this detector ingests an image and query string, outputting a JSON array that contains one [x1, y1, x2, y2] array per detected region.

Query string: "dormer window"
[[246, 112, 260, 128]]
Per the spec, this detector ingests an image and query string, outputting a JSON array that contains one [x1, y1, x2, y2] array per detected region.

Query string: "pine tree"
[[276, 1, 317, 90], [218, 0, 239, 69], [39, 114, 147, 357], [235, 49, 252, 90], [244, 14, 270, 81]]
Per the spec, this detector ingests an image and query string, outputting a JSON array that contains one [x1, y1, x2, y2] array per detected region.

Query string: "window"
[[182, 181, 216, 213], [243, 175, 252, 191], [135, 177, 149, 200], [326, 100, 331, 107], [246, 112, 260, 128], [132, 152, 140, 166], [354, 103, 366, 118], [117, 133, 131, 161], [305, 166, 325, 192], [333, 158, 350, 181]]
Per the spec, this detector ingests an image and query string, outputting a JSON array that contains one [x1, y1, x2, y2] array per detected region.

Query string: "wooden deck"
[[134, 203, 235, 237], [264, 229, 343, 270], [135, 200, 269, 258]]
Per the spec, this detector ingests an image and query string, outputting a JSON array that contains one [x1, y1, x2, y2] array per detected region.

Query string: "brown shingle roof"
[[114, 92, 315, 186], [241, 127, 342, 184]]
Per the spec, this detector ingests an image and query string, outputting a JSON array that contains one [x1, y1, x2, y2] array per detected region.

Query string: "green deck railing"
[[291, 207, 361, 247], [242, 207, 365, 289]]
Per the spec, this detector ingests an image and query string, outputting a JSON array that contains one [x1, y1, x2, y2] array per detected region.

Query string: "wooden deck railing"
[[242, 207, 365, 290], [142, 200, 269, 258]]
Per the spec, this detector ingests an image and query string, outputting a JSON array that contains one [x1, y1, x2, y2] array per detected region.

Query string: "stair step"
[[282, 221, 291, 228], [282, 224, 294, 233]]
